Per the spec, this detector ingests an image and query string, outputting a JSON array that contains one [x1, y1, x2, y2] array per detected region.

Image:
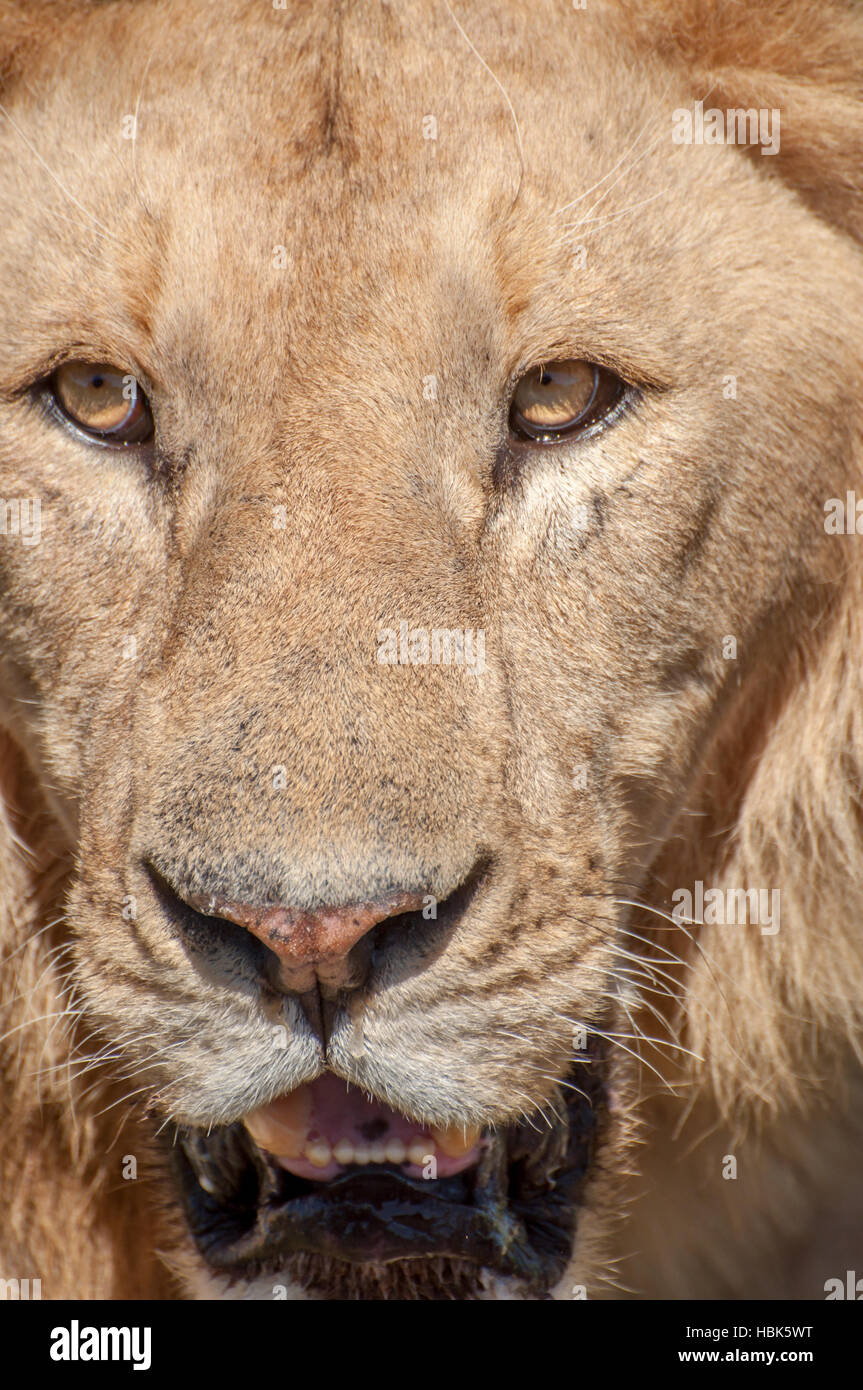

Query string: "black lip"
[[201, 1168, 548, 1278], [172, 1051, 606, 1296]]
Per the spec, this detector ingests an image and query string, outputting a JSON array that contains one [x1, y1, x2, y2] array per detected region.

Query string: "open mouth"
[[173, 1051, 606, 1299]]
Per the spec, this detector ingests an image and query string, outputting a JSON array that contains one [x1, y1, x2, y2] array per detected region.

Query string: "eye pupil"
[[49, 360, 153, 448], [509, 357, 623, 444]]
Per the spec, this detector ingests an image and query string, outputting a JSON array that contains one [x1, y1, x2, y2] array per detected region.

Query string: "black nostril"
[[142, 853, 493, 1004], [368, 855, 493, 965], [144, 862, 280, 989]]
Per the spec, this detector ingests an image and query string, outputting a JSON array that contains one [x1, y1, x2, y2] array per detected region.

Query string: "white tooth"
[[333, 1140, 355, 1165], [408, 1140, 430, 1166], [368, 1142, 387, 1164], [385, 1138, 406, 1164], [306, 1140, 332, 1168], [353, 1144, 371, 1165]]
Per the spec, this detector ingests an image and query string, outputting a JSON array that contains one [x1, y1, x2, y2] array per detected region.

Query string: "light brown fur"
[[1, 0, 862, 1299]]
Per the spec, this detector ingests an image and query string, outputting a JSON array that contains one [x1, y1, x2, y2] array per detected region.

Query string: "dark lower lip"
[[172, 1052, 607, 1295], [191, 1167, 547, 1278]]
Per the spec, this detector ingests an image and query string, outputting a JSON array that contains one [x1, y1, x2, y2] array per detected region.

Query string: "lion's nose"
[[184, 886, 426, 993]]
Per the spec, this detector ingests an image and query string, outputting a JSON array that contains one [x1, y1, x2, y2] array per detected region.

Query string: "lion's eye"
[[509, 359, 623, 443], [49, 361, 153, 446]]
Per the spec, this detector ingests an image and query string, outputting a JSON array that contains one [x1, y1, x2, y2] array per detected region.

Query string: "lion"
[[1, 0, 862, 1302]]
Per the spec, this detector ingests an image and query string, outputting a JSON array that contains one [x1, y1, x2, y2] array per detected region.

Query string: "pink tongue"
[[245, 1074, 481, 1182], [306, 1074, 418, 1146]]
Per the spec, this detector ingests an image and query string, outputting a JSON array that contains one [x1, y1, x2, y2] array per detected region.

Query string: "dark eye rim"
[[39, 363, 155, 450], [508, 361, 628, 445]]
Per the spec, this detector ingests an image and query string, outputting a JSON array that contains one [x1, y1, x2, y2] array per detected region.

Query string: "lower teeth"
[[297, 1136, 435, 1168]]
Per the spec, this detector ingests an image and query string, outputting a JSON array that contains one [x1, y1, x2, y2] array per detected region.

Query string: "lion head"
[[2, 0, 863, 1301]]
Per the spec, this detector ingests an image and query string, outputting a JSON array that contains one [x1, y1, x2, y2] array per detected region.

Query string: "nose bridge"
[[173, 432, 476, 658], [137, 462, 497, 913], [165, 429, 490, 732]]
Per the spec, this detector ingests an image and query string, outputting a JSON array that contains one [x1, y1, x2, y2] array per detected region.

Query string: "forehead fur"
[[0, 0, 838, 394]]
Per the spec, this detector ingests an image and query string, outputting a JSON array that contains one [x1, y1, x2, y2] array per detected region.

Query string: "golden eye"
[[50, 361, 153, 446], [509, 359, 623, 442]]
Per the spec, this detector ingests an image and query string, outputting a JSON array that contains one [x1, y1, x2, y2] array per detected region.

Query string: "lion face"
[[2, 0, 861, 1299]]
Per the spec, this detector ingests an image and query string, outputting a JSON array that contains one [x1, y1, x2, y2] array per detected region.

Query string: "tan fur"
[[1, 0, 862, 1299]]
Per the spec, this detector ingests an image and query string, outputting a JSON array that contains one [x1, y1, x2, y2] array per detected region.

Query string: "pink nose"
[[187, 887, 426, 990]]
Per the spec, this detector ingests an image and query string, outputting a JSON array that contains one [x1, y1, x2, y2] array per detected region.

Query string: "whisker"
[[442, 0, 524, 209], [0, 101, 123, 245]]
